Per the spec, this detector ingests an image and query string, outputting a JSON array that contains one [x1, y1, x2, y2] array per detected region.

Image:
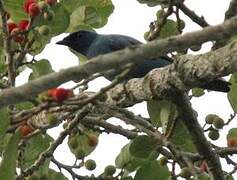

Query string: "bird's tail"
[[201, 79, 231, 92]]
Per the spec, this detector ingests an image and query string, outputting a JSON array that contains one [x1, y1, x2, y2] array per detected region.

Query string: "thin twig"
[[176, 2, 209, 27]]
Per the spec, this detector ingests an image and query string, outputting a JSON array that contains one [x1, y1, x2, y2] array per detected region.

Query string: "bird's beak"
[[56, 40, 66, 45]]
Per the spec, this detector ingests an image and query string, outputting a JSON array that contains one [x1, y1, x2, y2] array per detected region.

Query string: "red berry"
[[50, 88, 73, 102], [11, 28, 24, 43], [20, 125, 34, 136], [28, 3, 41, 17], [45, 0, 57, 6], [23, 0, 37, 13], [47, 88, 56, 97], [18, 20, 29, 31], [227, 137, 237, 147], [7, 22, 18, 33]]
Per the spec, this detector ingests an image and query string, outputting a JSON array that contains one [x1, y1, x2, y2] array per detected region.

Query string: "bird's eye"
[[77, 34, 82, 38]]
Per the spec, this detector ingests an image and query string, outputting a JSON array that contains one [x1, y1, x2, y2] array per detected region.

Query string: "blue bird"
[[56, 30, 230, 92]]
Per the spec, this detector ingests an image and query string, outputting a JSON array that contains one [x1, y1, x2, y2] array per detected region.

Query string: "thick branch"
[[174, 94, 225, 180], [105, 40, 237, 107], [1, 17, 237, 107]]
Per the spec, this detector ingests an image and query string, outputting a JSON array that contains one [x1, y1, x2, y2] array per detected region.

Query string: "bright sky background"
[[16, 0, 237, 178]]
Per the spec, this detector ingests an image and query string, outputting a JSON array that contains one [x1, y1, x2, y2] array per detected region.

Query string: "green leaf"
[[61, 0, 114, 32], [134, 160, 170, 180], [115, 142, 155, 172], [66, 6, 90, 32], [29, 59, 54, 80], [227, 128, 237, 139], [49, 4, 71, 36], [84, 7, 103, 28], [5, 0, 27, 22], [169, 119, 196, 153], [28, 30, 52, 56], [147, 100, 162, 127], [0, 107, 10, 137], [129, 135, 156, 158], [0, 134, 11, 155], [21, 134, 53, 169], [48, 169, 68, 180], [228, 73, 237, 112], [147, 100, 177, 132], [0, 132, 21, 180]]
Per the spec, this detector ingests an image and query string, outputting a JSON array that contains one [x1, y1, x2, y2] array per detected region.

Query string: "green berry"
[[44, 10, 55, 21], [208, 129, 220, 140], [47, 113, 57, 125], [205, 114, 218, 124], [144, 32, 149, 40], [159, 156, 168, 166], [85, 159, 96, 171], [38, 25, 50, 36], [213, 117, 225, 129], [179, 20, 185, 30], [68, 136, 78, 149], [87, 134, 98, 147], [192, 88, 204, 97], [63, 122, 68, 129], [180, 167, 192, 178], [104, 165, 116, 176], [75, 149, 85, 159]]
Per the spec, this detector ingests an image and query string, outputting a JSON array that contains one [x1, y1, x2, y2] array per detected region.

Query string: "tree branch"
[[0, 0, 15, 86], [173, 94, 225, 180], [1, 17, 237, 107], [225, 0, 237, 20], [175, 2, 209, 27]]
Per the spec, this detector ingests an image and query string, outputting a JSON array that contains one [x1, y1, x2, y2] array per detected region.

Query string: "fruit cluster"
[[6, 0, 57, 43], [83, 159, 116, 178], [205, 114, 225, 141]]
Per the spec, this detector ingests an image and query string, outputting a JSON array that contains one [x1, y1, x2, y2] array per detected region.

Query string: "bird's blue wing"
[[86, 34, 141, 58]]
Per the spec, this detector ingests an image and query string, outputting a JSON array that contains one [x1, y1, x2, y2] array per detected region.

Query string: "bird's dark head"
[[56, 30, 98, 56]]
